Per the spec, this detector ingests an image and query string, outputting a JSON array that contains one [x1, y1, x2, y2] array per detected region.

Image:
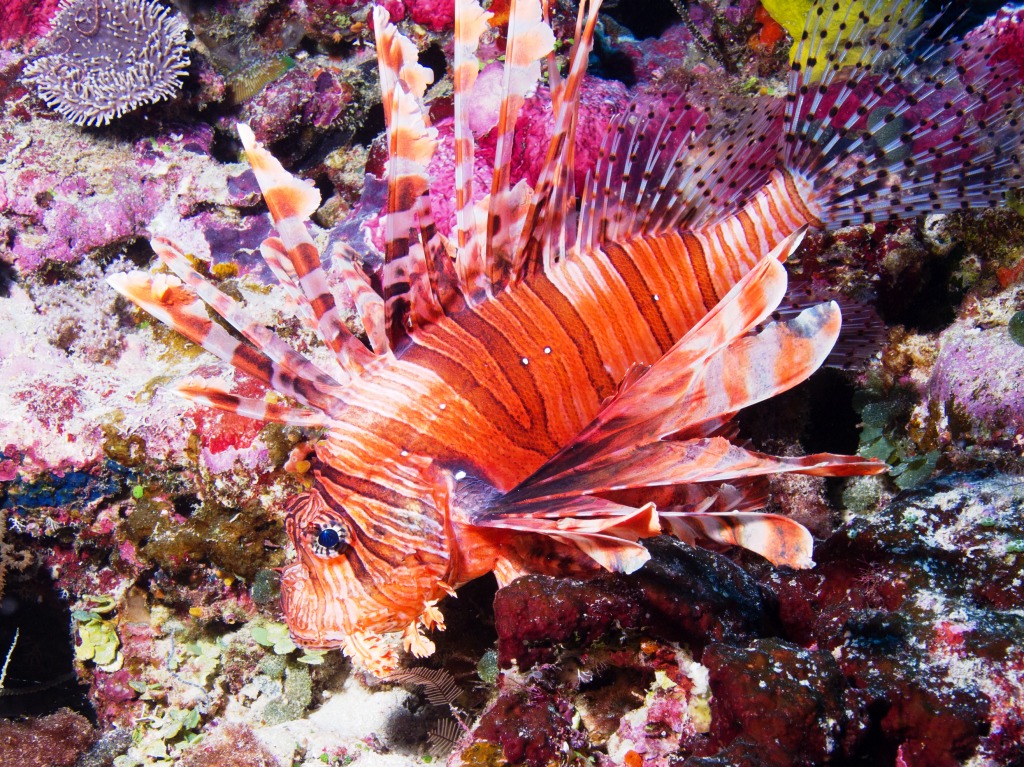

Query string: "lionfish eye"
[[311, 525, 348, 557]]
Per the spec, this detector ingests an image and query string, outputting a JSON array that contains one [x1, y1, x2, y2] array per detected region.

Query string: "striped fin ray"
[[415, 194, 466, 319], [330, 242, 389, 355], [498, 438, 883, 507], [540, 0, 563, 102], [259, 237, 321, 334], [373, 4, 433, 123], [484, 0, 556, 289], [668, 300, 843, 438], [514, 0, 603, 279], [474, 497, 659, 573], [237, 124, 377, 376], [264, 234, 391, 357], [452, 0, 493, 301], [373, 7, 459, 348], [783, 0, 1024, 228], [489, 437, 879, 569], [106, 271, 342, 415], [578, 92, 781, 251], [149, 237, 346, 393], [662, 511, 815, 569], [171, 379, 330, 427], [605, 479, 769, 517]]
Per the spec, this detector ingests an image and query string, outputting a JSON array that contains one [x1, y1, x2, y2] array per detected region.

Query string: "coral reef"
[[493, 538, 777, 670], [2, 1, 1024, 766], [472, 472, 1024, 767], [0, 510, 32, 594]]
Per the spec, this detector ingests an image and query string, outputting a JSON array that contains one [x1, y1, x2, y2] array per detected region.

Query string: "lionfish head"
[[279, 464, 454, 675]]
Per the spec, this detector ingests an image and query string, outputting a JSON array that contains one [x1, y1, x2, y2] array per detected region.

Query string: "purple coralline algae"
[[0, 121, 257, 273], [927, 292, 1024, 445]]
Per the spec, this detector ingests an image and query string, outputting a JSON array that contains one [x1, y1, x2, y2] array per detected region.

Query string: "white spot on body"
[[454, 470, 467, 481], [543, 346, 552, 354], [521, 357, 529, 365], [439, 403, 447, 411], [401, 450, 410, 457], [653, 294, 660, 302]]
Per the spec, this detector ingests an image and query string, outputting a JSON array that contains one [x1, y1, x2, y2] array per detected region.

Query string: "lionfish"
[[109, 0, 1023, 674]]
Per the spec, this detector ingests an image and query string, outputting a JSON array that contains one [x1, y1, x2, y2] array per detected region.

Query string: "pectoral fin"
[[475, 496, 658, 573], [475, 248, 885, 571], [661, 511, 814, 569]]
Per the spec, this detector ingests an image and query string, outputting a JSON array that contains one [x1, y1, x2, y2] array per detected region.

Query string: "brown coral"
[[0, 709, 96, 766], [0, 511, 31, 597]]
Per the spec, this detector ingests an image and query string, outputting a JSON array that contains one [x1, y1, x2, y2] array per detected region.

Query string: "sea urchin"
[[22, 0, 188, 127]]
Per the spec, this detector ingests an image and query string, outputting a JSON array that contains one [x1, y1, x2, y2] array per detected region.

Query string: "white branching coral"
[[22, 0, 189, 126]]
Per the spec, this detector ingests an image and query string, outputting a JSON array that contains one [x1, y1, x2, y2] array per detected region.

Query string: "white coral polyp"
[[22, 0, 189, 127]]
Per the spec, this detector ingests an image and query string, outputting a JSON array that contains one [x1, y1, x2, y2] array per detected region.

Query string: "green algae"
[[476, 649, 499, 686], [260, 662, 313, 725], [1009, 311, 1024, 347], [251, 620, 326, 665], [855, 390, 940, 489], [250, 621, 296, 655], [113, 706, 204, 767], [249, 568, 281, 606], [73, 595, 123, 672]]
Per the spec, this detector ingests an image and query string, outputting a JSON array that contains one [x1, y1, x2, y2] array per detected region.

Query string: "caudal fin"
[[784, 0, 1024, 228]]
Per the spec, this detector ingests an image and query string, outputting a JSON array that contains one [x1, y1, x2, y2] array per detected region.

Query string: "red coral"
[[407, 0, 454, 32], [702, 639, 847, 766], [178, 723, 280, 767], [987, 9, 1024, 80], [0, 0, 61, 48], [474, 689, 583, 767]]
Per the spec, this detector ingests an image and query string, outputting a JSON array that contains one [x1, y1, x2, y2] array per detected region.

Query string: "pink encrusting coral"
[[928, 305, 1024, 444], [303, 0, 453, 32], [0, 122, 257, 272]]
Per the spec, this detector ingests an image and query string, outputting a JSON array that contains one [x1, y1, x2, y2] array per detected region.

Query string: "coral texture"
[[21, 0, 188, 126], [0, 708, 96, 766]]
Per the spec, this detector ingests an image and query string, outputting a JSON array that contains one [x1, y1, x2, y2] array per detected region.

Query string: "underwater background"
[[2, 0, 1024, 765]]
